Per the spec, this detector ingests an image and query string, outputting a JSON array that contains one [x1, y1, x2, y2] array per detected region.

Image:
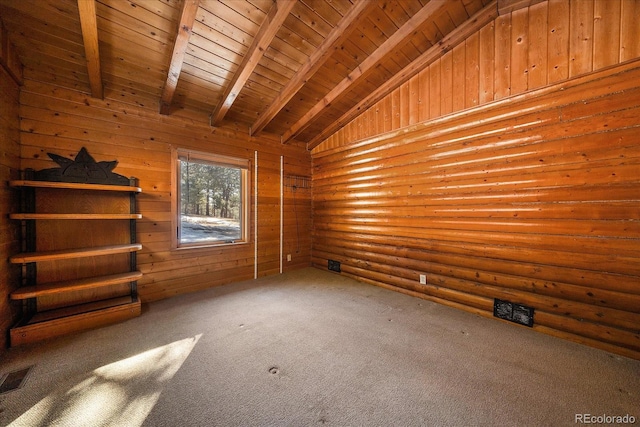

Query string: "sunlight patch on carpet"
[[8, 334, 201, 427]]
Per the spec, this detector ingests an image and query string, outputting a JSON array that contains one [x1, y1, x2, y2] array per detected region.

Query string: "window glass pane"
[[179, 157, 243, 245]]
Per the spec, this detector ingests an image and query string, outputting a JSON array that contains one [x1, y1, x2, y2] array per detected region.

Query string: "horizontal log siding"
[[315, 0, 640, 153], [0, 65, 22, 349], [17, 80, 312, 303], [311, 61, 640, 359]]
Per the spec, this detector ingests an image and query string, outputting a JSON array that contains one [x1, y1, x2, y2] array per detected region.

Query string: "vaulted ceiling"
[[0, 0, 500, 148]]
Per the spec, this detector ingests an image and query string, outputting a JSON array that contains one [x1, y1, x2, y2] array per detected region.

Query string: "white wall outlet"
[[419, 274, 427, 284], [287, 254, 292, 262]]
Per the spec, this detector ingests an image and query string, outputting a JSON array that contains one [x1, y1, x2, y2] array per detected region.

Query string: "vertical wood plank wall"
[[0, 65, 21, 349], [16, 81, 312, 303], [311, 1, 640, 359]]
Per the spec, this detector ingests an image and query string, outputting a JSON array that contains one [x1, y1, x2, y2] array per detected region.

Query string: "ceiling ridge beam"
[[307, 0, 499, 150], [77, 0, 103, 99], [210, 0, 297, 127], [160, 0, 200, 115], [249, 0, 378, 137], [281, 0, 449, 144]]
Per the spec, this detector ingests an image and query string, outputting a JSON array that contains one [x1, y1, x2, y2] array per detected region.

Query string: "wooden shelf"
[[9, 244, 142, 264], [10, 213, 142, 220], [9, 180, 142, 193], [27, 296, 137, 323], [10, 271, 143, 300], [9, 156, 142, 347], [10, 297, 141, 347]]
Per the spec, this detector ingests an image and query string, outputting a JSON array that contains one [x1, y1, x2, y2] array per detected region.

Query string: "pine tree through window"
[[174, 149, 249, 248]]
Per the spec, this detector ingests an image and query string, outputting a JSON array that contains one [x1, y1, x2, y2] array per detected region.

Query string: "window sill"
[[173, 240, 249, 251]]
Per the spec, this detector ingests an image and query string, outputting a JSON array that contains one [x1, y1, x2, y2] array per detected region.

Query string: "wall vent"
[[0, 366, 33, 395], [493, 299, 534, 327], [328, 259, 341, 272]]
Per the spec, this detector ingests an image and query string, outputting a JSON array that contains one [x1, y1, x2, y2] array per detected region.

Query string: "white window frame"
[[171, 147, 250, 250]]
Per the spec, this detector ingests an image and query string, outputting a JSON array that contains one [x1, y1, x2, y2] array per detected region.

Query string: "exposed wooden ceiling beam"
[[249, 0, 379, 137], [281, 0, 448, 144], [307, 0, 498, 150], [160, 0, 200, 115], [77, 0, 103, 99], [210, 0, 297, 127]]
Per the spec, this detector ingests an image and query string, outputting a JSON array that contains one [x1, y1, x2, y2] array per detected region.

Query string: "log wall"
[[16, 80, 312, 304], [311, 1, 640, 359]]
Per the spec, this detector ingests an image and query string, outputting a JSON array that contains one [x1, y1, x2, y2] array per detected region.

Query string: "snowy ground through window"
[[180, 215, 240, 242]]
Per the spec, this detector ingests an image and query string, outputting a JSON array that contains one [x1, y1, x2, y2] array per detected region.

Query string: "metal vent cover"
[[0, 366, 33, 395], [494, 299, 534, 327]]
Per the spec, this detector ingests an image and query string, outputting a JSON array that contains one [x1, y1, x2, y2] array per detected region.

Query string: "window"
[[173, 148, 249, 248]]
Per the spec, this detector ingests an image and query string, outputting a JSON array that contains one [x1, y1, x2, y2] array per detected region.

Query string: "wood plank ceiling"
[[0, 0, 496, 148]]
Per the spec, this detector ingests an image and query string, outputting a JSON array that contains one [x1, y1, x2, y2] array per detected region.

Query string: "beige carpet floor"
[[0, 267, 638, 426]]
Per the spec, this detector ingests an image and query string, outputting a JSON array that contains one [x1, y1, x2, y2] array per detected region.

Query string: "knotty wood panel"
[[547, 0, 570, 83], [621, 0, 640, 62], [311, 61, 640, 359], [527, 1, 547, 88], [17, 79, 312, 304], [0, 65, 21, 349], [593, 0, 620, 69], [568, 0, 594, 77]]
